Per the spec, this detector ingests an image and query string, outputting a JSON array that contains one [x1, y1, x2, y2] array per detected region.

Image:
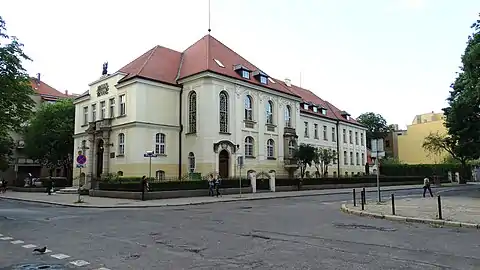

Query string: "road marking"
[[95, 268, 111, 270], [51, 253, 70, 259], [0, 237, 13, 240], [11, 240, 24, 244], [70, 260, 90, 267], [22, 244, 37, 248]]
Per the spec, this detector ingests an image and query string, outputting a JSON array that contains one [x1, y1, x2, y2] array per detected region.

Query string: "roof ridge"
[[136, 46, 159, 77]]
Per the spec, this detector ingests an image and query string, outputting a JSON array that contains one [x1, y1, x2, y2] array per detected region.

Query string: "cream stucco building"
[[73, 34, 367, 187]]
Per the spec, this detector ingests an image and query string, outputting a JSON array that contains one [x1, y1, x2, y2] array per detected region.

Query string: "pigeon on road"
[[33, 246, 47, 254]]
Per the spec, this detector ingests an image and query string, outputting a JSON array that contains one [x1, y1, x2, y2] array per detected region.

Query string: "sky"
[[2, 0, 479, 128]]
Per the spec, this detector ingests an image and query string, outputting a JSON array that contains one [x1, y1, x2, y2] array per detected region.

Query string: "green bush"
[[379, 164, 469, 177]]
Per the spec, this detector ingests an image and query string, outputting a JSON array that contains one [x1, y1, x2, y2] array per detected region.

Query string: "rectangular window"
[[356, 152, 360, 165], [323, 125, 327, 141], [83, 107, 88, 125], [304, 122, 309, 138], [100, 101, 106, 120], [314, 124, 318, 139], [342, 129, 346, 143], [361, 153, 365, 165], [355, 132, 359, 145], [332, 127, 336, 142], [91, 104, 96, 122], [119, 95, 126, 116], [343, 151, 347, 165], [350, 151, 353, 165], [109, 98, 115, 118], [349, 130, 353, 144], [242, 70, 250, 79], [361, 133, 364, 146], [333, 150, 337, 164], [260, 76, 267, 84]]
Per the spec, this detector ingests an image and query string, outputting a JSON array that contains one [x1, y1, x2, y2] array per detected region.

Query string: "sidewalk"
[[342, 189, 480, 229], [0, 183, 435, 208]]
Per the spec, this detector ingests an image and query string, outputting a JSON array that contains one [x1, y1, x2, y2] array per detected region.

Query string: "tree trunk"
[[459, 160, 469, 184]]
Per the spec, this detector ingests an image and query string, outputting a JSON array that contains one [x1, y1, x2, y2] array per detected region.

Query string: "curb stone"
[[341, 204, 480, 230], [0, 185, 427, 209]]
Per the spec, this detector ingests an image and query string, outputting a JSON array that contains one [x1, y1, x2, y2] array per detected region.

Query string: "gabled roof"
[[117, 45, 182, 86], [114, 34, 363, 126], [30, 78, 68, 98]]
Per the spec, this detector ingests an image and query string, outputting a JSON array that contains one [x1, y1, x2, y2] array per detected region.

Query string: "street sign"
[[144, 153, 158, 157], [76, 155, 87, 165], [76, 164, 85, 168]]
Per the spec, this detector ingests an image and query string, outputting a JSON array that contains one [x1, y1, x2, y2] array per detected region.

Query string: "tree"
[[0, 16, 35, 171], [356, 112, 390, 149], [441, 14, 480, 182], [422, 132, 469, 183], [313, 148, 337, 177], [293, 144, 316, 179], [23, 99, 74, 180]]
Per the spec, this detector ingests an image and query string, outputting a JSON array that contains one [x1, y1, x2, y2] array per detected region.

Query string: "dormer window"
[[313, 107, 318, 113], [234, 64, 251, 80], [321, 108, 327, 115], [252, 70, 269, 85], [260, 76, 267, 84], [340, 111, 351, 120], [303, 104, 309, 110]]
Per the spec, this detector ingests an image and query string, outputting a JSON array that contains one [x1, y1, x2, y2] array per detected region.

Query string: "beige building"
[[1, 74, 70, 183], [73, 34, 367, 186]]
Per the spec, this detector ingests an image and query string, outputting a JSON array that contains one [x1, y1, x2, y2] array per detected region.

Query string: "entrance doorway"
[[218, 150, 229, 179], [96, 139, 104, 178]]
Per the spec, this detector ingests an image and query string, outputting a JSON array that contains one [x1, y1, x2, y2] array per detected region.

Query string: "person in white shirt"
[[423, 176, 433, 197]]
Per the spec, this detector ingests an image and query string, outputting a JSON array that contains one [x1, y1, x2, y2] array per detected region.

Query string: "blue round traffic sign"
[[76, 155, 87, 165]]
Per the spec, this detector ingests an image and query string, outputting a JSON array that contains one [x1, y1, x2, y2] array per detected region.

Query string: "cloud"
[[401, 0, 427, 10]]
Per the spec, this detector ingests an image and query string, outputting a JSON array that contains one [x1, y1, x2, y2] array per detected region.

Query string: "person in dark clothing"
[[214, 176, 221, 197], [1, 178, 7, 193], [46, 177, 53, 195], [208, 174, 215, 196], [423, 176, 433, 197]]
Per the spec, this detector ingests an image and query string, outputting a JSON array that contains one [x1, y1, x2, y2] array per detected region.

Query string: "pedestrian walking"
[[1, 177, 7, 193], [46, 176, 53, 195], [214, 176, 221, 197], [423, 176, 433, 197], [208, 174, 215, 196]]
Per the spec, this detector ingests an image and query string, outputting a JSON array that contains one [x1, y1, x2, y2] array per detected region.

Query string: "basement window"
[[214, 59, 225, 68]]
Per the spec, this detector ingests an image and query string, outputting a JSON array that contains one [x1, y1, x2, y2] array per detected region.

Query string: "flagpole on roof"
[[208, 0, 211, 34]]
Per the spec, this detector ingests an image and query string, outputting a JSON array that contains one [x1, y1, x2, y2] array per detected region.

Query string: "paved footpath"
[[342, 185, 480, 228], [0, 183, 451, 208]]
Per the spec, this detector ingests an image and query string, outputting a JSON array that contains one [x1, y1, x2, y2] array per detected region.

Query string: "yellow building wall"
[[397, 119, 448, 164]]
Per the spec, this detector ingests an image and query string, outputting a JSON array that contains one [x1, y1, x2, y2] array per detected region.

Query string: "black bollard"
[[361, 191, 365, 210], [353, 189, 356, 207], [391, 194, 395, 215], [362, 187, 366, 205], [437, 195, 442, 220]]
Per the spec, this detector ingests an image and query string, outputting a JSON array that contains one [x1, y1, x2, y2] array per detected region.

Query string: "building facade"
[[72, 35, 367, 187], [1, 74, 71, 182], [397, 112, 448, 164]]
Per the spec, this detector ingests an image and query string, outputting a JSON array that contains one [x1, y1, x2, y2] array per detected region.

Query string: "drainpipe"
[[178, 86, 184, 179], [336, 120, 340, 177]]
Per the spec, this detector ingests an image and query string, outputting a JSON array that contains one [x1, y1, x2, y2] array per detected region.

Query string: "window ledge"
[[314, 136, 319, 139], [243, 119, 257, 124], [116, 154, 125, 158], [267, 157, 276, 160], [185, 132, 197, 136], [81, 124, 88, 127], [219, 132, 231, 135], [156, 154, 167, 157], [265, 123, 277, 127], [245, 156, 256, 159], [117, 114, 127, 119]]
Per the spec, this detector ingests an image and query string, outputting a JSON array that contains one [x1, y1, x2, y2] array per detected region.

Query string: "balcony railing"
[[284, 127, 296, 136]]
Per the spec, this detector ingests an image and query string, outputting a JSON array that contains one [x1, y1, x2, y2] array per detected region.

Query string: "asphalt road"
[[1, 186, 480, 270]]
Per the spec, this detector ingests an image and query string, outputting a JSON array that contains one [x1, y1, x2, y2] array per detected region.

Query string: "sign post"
[[237, 155, 244, 197], [371, 139, 385, 202], [76, 153, 87, 202], [143, 151, 158, 180]]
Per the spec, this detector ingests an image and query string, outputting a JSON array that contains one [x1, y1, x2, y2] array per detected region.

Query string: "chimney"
[[284, 78, 291, 87], [36, 73, 41, 85], [65, 90, 69, 96]]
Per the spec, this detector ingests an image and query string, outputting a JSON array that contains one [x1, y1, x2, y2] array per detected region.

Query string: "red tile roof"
[[115, 34, 363, 126], [30, 78, 68, 98]]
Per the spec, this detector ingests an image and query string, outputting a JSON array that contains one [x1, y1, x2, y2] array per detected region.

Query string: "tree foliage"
[[356, 112, 390, 149], [293, 144, 316, 179], [313, 148, 336, 176], [0, 16, 35, 171], [441, 14, 480, 182], [23, 99, 74, 178]]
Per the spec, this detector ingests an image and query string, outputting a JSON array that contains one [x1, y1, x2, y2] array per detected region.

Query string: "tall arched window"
[[266, 139, 275, 158], [188, 91, 197, 133], [288, 140, 295, 157], [244, 95, 253, 121], [245, 136, 254, 157], [155, 133, 166, 155], [118, 133, 125, 155], [188, 152, 195, 173], [219, 91, 229, 133], [285, 105, 291, 127], [266, 100, 274, 124]]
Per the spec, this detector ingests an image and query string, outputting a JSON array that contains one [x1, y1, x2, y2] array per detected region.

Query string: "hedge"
[[379, 164, 469, 177], [98, 175, 441, 192]]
